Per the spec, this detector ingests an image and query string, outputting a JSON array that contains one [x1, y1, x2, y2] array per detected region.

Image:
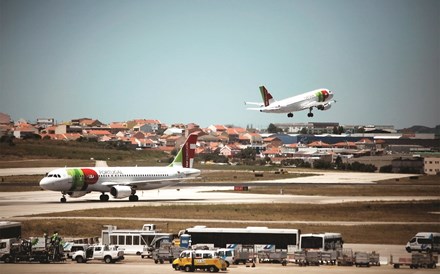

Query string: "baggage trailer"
[[257, 250, 287, 264], [337, 248, 354, 266], [320, 251, 337, 265], [233, 246, 255, 265], [151, 243, 184, 264], [390, 253, 437, 269], [355, 252, 370, 267], [291, 251, 321, 266]]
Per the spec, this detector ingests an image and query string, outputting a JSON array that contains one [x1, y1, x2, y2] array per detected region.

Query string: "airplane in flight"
[[245, 86, 336, 118], [39, 134, 200, 203]]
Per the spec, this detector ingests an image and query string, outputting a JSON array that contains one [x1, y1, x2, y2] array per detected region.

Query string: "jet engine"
[[318, 103, 332, 111], [67, 191, 88, 198], [110, 185, 134, 199]]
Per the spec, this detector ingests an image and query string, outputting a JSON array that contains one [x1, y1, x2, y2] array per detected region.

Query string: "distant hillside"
[[398, 125, 440, 134]]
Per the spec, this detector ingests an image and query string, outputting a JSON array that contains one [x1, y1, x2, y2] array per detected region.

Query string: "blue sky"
[[1, 0, 439, 129]]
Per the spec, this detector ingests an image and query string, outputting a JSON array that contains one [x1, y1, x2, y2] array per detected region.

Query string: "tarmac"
[[1, 253, 438, 274]]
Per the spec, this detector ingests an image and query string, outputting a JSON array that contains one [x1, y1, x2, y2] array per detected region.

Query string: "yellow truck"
[[172, 249, 227, 272]]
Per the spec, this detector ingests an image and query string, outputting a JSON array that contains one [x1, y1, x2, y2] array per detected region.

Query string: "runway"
[[0, 169, 438, 219]]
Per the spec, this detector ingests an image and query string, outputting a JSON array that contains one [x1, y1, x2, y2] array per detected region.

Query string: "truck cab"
[[172, 249, 227, 272], [72, 245, 124, 263], [0, 238, 17, 263]]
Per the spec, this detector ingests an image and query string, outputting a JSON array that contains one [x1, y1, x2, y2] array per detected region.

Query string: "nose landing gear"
[[100, 193, 110, 202]]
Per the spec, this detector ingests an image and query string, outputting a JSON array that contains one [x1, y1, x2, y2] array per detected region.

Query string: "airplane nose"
[[39, 177, 54, 190], [39, 177, 66, 191]]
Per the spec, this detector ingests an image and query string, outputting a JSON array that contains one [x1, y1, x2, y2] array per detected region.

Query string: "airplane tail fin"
[[169, 134, 198, 168], [259, 86, 275, 107]]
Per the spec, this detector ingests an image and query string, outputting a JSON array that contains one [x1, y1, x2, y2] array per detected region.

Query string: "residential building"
[[424, 156, 440, 175]]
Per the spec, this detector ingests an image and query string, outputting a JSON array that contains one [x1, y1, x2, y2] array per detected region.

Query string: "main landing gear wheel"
[[129, 195, 139, 202], [100, 193, 110, 202], [60, 197, 66, 203], [308, 107, 314, 117], [287, 113, 294, 118]]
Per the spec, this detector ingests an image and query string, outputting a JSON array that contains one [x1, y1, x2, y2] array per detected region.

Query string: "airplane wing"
[[300, 101, 321, 109], [101, 176, 192, 187]]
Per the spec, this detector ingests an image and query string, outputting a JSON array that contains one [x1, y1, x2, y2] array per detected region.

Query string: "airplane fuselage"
[[260, 89, 333, 113], [40, 166, 200, 193]]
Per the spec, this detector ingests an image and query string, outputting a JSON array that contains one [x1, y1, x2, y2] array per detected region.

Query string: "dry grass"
[[35, 201, 440, 222]]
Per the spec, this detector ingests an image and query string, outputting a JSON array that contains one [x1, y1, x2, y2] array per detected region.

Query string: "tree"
[[267, 123, 281, 133], [335, 156, 344, 170], [300, 127, 308, 134], [333, 126, 345, 135], [237, 147, 257, 161]]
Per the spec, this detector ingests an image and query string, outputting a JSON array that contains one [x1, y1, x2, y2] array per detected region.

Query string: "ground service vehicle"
[[172, 249, 227, 272], [63, 243, 89, 259], [300, 233, 343, 252], [72, 245, 124, 264], [217, 248, 234, 266], [406, 232, 440, 253], [0, 235, 64, 263], [182, 226, 299, 252], [102, 224, 173, 255]]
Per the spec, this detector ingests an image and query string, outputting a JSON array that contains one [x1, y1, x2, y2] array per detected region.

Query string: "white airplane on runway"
[[39, 134, 200, 203], [245, 86, 336, 118]]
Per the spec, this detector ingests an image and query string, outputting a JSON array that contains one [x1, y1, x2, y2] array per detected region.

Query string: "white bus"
[[183, 226, 300, 252], [299, 233, 343, 251], [406, 232, 440, 253], [101, 224, 173, 255]]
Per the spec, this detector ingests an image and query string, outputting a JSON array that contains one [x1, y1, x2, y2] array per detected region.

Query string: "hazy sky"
[[1, 0, 439, 129]]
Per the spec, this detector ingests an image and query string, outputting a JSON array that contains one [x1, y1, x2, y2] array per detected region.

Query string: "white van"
[[406, 232, 440, 253], [217, 248, 234, 267]]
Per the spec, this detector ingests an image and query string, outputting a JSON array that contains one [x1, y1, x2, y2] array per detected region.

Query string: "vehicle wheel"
[[160, 259, 164, 264], [136, 252, 141, 256], [225, 261, 230, 267], [208, 266, 218, 272], [76, 256, 84, 263], [104, 256, 112, 264], [184, 265, 194, 272], [4, 256, 12, 263]]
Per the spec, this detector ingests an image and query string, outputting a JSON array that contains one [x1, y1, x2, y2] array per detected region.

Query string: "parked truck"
[[0, 234, 64, 263], [172, 249, 227, 272], [72, 244, 124, 264]]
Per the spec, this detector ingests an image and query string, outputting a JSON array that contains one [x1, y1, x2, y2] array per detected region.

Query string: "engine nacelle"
[[318, 103, 332, 111], [110, 185, 134, 199], [67, 191, 88, 198]]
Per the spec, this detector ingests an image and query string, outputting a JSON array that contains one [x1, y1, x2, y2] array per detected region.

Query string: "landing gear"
[[60, 196, 66, 203], [287, 113, 294, 118], [307, 107, 314, 117], [100, 193, 110, 202], [129, 195, 139, 202]]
